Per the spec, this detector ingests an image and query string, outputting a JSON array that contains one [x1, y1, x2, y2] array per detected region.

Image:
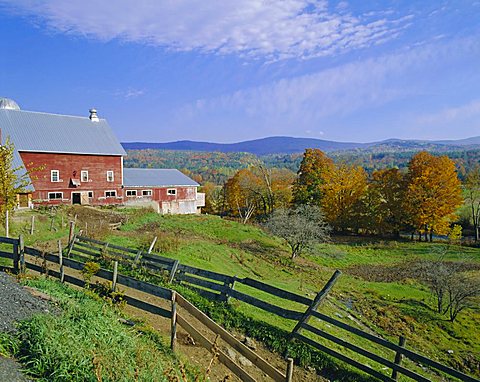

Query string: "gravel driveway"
[[0, 271, 52, 381]]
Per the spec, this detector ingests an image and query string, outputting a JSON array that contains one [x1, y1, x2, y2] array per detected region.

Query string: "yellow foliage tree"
[[321, 163, 368, 231], [292, 149, 334, 206], [405, 151, 463, 241]]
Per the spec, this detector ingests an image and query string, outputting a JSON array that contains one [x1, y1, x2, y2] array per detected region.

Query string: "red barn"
[[123, 168, 205, 214], [0, 99, 125, 207], [0, 98, 204, 213]]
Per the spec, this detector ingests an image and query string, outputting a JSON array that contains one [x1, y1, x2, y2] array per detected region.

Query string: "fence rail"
[[0, 235, 293, 382], [69, 235, 313, 317], [2, 234, 479, 382]]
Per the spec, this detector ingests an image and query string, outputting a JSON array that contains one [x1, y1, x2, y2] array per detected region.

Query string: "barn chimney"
[[89, 108, 99, 122]]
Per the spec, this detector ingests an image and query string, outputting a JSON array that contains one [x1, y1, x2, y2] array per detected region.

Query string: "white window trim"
[[106, 170, 114, 182], [51, 170, 60, 182], [126, 190, 137, 197], [105, 190, 117, 198], [48, 192, 63, 200], [142, 189, 152, 196], [81, 170, 89, 182], [167, 188, 176, 195]]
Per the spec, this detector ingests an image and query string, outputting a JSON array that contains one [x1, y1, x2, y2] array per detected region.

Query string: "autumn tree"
[[464, 165, 480, 241], [369, 168, 407, 236], [321, 163, 368, 232], [0, 138, 31, 236], [405, 152, 463, 241], [265, 205, 330, 259], [201, 182, 225, 215], [223, 169, 260, 223], [292, 149, 334, 206]]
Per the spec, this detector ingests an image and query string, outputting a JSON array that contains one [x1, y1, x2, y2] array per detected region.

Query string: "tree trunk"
[[429, 229, 433, 242]]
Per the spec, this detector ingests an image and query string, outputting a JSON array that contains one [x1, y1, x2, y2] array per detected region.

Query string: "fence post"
[[134, 250, 142, 264], [148, 236, 157, 254], [30, 215, 35, 235], [288, 270, 342, 343], [5, 210, 9, 238], [68, 221, 75, 244], [112, 261, 118, 292], [66, 233, 76, 258], [168, 260, 180, 284], [58, 240, 64, 283], [286, 358, 294, 382], [391, 335, 406, 380], [19, 235, 25, 274], [225, 275, 236, 303], [170, 291, 177, 352], [12, 237, 19, 274]]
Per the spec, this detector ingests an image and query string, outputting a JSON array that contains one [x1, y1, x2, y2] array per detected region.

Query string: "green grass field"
[[5, 206, 480, 381], [0, 277, 201, 382]]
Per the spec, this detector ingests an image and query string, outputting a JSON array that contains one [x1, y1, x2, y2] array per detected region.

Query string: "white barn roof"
[[0, 103, 126, 192], [123, 168, 199, 188]]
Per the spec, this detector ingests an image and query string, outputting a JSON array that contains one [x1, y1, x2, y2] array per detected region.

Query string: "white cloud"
[[175, 37, 480, 138], [1, 0, 412, 60], [113, 88, 145, 100], [416, 99, 480, 125]]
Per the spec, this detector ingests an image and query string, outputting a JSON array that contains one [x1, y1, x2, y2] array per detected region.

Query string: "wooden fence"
[[0, 236, 292, 382], [1, 235, 479, 382], [68, 235, 315, 320]]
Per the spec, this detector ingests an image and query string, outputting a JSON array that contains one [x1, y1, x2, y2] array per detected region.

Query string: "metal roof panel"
[[123, 168, 200, 187]]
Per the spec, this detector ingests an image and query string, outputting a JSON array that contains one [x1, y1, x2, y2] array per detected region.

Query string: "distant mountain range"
[[122, 136, 480, 156]]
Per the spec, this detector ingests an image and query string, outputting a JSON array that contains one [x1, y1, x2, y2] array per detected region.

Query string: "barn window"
[[106, 171, 114, 182], [142, 190, 152, 196], [88, 191, 94, 198], [81, 170, 89, 182], [126, 190, 137, 197], [51, 170, 60, 182], [167, 188, 176, 195], [48, 192, 63, 200], [105, 190, 117, 198]]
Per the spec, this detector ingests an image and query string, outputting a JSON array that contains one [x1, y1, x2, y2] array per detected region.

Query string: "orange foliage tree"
[[404, 151, 463, 241]]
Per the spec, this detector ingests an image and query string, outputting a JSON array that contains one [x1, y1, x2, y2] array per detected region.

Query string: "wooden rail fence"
[[1, 234, 479, 382], [0, 236, 293, 381]]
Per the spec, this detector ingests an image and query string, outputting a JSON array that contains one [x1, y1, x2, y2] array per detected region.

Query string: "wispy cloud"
[[175, 36, 480, 140], [416, 99, 480, 125], [113, 88, 145, 100], [0, 0, 413, 60]]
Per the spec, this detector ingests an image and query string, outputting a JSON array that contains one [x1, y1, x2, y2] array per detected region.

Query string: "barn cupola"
[[0, 98, 20, 110], [89, 108, 99, 122]]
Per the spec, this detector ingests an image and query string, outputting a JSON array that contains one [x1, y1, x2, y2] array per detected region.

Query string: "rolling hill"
[[122, 135, 480, 155]]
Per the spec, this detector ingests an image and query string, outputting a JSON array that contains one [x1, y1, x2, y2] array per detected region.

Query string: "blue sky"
[[1, 1, 479, 143]]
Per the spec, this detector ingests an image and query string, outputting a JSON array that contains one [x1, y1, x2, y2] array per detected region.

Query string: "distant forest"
[[124, 148, 480, 185]]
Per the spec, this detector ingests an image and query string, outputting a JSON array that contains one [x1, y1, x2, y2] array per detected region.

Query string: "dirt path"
[[0, 271, 52, 382]]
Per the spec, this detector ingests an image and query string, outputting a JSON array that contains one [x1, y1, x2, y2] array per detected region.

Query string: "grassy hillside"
[[5, 207, 480, 380], [0, 277, 199, 382]]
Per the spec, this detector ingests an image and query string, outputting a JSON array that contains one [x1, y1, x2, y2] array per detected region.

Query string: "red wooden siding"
[[20, 152, 123, 206]]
